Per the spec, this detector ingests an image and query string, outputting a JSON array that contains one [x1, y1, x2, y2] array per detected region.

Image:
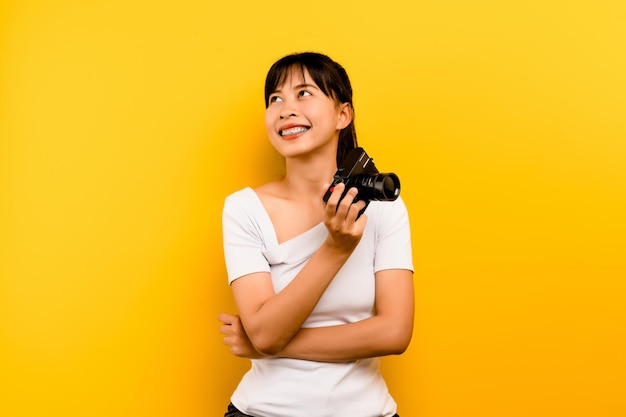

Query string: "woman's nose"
[[279, 100, 298, 119]]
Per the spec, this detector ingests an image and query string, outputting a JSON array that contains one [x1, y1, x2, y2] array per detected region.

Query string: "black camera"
[[323, 147, 400, 214]]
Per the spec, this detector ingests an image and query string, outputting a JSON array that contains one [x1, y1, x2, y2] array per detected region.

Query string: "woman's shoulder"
[[367, 195, 408, 215], [366, 196, 410, 227], [252, 180, 285, 200], [223, 181, 282, 215], [225, 186, 256, 204]]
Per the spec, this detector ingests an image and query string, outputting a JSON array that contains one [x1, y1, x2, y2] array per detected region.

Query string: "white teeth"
[[280, 126, 309, 136]]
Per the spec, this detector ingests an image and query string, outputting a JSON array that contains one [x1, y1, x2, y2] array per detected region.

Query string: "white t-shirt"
[[222, 187, 413, 417]]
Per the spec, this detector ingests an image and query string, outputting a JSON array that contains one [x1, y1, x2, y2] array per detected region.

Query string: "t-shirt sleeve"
[[372, 196, 414, 273], [222, 192, 271, 284]]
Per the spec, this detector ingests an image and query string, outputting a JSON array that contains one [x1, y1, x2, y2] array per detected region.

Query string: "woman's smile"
[[279, 125, 310, 140]]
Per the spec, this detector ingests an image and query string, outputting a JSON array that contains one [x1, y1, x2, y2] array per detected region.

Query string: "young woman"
[[218, 52, 414, 417]]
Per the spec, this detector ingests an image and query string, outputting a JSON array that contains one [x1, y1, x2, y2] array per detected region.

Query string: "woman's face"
[[264, 68, 351, 161]]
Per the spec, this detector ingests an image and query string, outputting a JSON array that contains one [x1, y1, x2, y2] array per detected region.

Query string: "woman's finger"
[[324, 182, 345, 214]]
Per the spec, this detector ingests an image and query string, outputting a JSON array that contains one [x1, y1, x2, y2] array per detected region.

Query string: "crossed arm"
[[219, 268, 414, 362]]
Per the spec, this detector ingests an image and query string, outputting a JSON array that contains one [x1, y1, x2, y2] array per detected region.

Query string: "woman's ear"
[[336, 103, 353, 130]]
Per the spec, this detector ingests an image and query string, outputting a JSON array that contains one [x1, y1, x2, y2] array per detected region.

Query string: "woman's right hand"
[[322, 182, 367, 253], [218, 313, 267, 359]]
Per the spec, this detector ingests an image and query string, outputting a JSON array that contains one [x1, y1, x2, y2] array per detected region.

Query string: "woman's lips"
[[279, 125, 310, 139]]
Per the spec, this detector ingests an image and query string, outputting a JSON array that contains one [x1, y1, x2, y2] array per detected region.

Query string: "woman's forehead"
[[276, 66, 314, 89]]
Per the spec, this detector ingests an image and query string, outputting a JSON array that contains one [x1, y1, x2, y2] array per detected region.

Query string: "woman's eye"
[[269, 95, 283, 103], [298, 90, 312, 97]]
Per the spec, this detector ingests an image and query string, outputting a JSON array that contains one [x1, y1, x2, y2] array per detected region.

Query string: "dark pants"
[[224, 403, 253, 417], [224, 402, 400, 417]]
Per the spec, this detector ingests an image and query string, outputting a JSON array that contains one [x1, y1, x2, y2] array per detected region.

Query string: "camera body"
[[323, 147, 400, 215]]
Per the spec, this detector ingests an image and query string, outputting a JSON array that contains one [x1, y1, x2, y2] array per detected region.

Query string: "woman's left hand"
[[218, 313, 267, 359]]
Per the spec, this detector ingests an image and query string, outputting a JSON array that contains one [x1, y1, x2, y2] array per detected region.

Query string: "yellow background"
[[1, 1, 625, 416]]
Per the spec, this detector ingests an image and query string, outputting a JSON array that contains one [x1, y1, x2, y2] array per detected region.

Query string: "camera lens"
[[356, 173, 400, 201]]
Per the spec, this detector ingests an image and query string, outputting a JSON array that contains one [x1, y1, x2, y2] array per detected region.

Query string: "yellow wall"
[[1, 1, 625, 416]]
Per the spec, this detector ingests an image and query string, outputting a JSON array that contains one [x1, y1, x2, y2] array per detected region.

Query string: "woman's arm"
[[229, 184, 367, 356], [280, 268, 414, 361], [219, 268, 414, 362]]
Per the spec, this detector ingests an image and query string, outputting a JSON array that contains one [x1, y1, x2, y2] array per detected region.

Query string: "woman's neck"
[[281, 154, 337, 200]]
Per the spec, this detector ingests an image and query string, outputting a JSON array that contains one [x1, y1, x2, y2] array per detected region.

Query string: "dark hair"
[[264, 52, 358, 166]]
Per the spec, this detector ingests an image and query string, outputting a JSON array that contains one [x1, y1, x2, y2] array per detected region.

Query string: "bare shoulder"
[[254, 180, 285, 200], [253, 181, 289, 215], [253, 181, 323, 244]]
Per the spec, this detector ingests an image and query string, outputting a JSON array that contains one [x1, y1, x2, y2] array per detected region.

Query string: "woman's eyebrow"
[[294, 83, 319, 90], [272, 83, 319, 94]]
